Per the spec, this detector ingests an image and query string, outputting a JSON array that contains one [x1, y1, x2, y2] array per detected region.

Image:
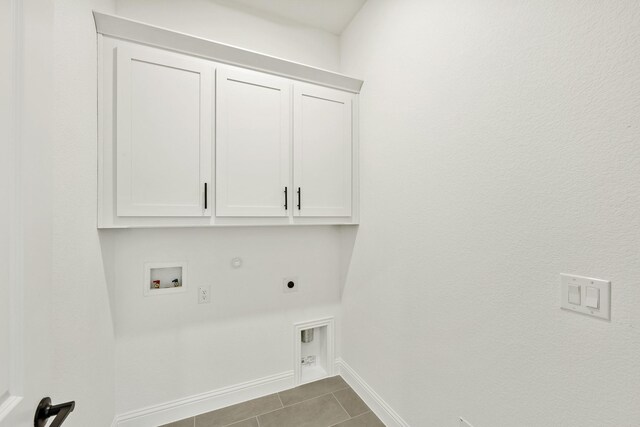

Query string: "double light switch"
[[561, 274, 610, 320]]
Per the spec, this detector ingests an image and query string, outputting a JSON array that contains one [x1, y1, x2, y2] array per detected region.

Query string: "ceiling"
[[214, 0, 367, 35]]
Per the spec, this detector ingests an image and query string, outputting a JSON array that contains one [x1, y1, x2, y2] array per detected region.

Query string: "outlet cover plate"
[[560, 274, 610, 320], [198, 286, 211, 304]]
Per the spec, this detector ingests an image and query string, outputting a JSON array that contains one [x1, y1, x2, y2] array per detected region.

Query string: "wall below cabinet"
[[96, 14, 362, 228]]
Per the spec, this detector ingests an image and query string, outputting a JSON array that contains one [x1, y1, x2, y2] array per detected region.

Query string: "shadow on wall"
[[98, 229, 117, 336], [339, 225, 358, 299]]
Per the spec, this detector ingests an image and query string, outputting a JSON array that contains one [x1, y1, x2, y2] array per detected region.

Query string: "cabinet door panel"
[[216, 68, 290, 217], [116, 46, 212, 217], [294, 84, 352, 217]]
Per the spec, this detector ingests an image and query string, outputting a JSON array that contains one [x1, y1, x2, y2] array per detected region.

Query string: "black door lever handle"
[[34, 397, 75, 427]]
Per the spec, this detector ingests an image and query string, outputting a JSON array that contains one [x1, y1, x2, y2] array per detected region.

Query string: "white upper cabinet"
[[116, 45, 212, 217], [293, 84, 353, 217], [216, 68, 291, 217], [96, 13, 362, 227]]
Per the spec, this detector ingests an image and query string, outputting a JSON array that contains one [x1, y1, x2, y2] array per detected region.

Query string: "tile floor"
[[161, 376, 385, 427]]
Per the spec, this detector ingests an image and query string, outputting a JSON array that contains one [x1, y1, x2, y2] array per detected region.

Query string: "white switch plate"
[[560, 274, 610, 320]]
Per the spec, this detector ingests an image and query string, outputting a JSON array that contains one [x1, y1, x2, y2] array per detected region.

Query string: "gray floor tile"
[[331, 411, 385, 427], [258, 393, 349, 427], [159, 418, 194, 427], [195, 394, 282, 427], [333, 388, 370, 417], [226, 418, 258, 427], [278, 376, 349, 406]]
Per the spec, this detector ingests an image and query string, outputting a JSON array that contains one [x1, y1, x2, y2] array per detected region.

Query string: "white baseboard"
[[114, 359, 407, 427], [114, 371, 294, 427], [335, 358, 409, 427]]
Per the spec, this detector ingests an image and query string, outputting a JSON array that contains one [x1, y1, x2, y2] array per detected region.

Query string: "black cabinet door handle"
[[34, 397, 75, 427], [284, 187, 288, 210], [204, 183, 208, 209], [297, 187, 301, 210]]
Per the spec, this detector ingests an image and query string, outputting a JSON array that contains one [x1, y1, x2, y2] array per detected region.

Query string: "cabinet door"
[[293, 84, 353, 217], [116, 46, 212, 217], [216, 68, 290, 217]]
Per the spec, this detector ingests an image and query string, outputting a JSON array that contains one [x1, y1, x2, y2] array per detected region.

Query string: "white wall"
[[109, 1, 345, 415], [112, 227, 343, 413], [340, 1, 640, 426], [116, 0, 341, 71], [51, 0, 117, 426]]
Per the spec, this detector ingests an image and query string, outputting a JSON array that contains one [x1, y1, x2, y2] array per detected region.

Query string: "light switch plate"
[[560, 274, 610, 320]]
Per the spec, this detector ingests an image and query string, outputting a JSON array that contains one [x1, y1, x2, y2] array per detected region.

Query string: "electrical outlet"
[[301, 355, 316, 366], [283, 277, 299, 293], [198, 286, 210, 304]]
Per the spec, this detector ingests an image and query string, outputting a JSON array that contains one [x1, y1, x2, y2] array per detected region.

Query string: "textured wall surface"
[[116, 0, 341, 71], [51, 0, 117, 426], [339, 1, 640, 426]]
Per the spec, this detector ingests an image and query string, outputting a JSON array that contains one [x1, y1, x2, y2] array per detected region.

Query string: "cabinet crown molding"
[[92, 11, 364, 94]]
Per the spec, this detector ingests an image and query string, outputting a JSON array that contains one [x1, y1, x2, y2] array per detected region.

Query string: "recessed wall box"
[[144, 262, 187, 296], [294, 318, 334, 385]]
